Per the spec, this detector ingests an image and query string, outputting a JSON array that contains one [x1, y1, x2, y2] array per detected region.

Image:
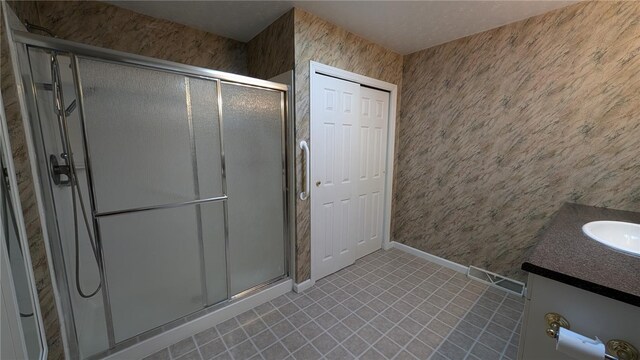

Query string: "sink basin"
[[582, 221, 640, 257]]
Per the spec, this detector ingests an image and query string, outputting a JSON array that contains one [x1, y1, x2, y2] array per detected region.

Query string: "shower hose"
[[51, 53, 102, 299]]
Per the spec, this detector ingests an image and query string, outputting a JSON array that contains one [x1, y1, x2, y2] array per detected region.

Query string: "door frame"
[[309, 61, 398, 283]]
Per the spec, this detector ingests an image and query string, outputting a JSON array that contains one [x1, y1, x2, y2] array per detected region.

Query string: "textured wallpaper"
[[293, 9, 403, 281], [394, 1, 640, 281], [36, 1, 247, 75], [2, 3, 65, 359], [247, 10, 294, 80]]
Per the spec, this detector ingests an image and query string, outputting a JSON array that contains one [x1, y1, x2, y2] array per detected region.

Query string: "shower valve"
[[49, 154, 71, 186]]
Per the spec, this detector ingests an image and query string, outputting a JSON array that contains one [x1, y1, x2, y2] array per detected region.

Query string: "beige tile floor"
[[144, 248, 524, 360]]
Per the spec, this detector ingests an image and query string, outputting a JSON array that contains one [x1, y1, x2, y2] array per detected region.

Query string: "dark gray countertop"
[[522, 203, 640, 307]]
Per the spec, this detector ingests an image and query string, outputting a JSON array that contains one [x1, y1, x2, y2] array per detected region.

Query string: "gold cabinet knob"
[[607, 339, 639, 360]]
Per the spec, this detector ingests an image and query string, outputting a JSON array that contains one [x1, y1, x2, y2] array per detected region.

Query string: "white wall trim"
[[103, 279, 292, 360], [309, 61, 398, 283], [389, 241, 469, 274], [293, 279, 314, 293]]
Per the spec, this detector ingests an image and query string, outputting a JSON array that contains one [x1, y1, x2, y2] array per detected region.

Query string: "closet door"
[[356, 87, 389, 258], [221, 82, 286, 295], [311, 73, 391, 281], [311, 74, 360, 280]]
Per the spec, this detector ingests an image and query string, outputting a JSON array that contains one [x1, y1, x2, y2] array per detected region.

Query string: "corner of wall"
[[247, 8, 295, 80]]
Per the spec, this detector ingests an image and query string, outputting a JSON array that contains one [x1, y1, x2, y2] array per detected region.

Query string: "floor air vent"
[[467, 266, 526, 297]]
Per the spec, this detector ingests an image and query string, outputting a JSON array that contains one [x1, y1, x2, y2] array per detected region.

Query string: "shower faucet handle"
[[49, 154, 71, 186]]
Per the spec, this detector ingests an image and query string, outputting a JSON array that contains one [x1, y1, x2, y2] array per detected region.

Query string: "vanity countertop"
[[522, 203, 640, 307]]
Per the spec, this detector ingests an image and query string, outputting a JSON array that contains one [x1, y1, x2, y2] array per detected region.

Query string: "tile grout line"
[[430, 289, 492, 360], [238, 316, 267, 360], [193, 335, 206, 360], [389, 269, 473, 359], [321, 251, 434, 358], [238, 311, 291, 360], [311, 250, 477, 359], [325, 252, 417, 358], [372, 252, 488, 359], [251, 290, 342, 358], [322, 250, 483, 360], [462, 290, 510, 360], [159, 249, 522, 360], [269, 250, 411, 358], [337, 251, 419, 358], [165, 251, 383, 359], [428, 285, 494, 360], [287, 252, 405, 358], [485, 294, 524, 360], [213, 324, 233, 359], [498, 309, 524, 360]]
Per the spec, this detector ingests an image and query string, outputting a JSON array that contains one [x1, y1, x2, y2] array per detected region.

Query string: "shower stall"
[[12, 31, 291, 359]]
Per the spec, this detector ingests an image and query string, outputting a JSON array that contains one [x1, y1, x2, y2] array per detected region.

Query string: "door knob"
[[316, 181, 321, 187]]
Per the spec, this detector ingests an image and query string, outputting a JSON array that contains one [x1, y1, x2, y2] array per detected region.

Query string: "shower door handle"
[[299, 140, 310, 200]]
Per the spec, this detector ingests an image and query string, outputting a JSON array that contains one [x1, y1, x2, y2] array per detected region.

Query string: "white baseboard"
[[389, 241, 468, 274], [382, 240, 393, 251], [103, 279, 292, 360], [293, 279, 314, 293]]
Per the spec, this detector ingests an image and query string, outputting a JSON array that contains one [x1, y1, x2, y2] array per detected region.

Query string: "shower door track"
[[13, 29, 292, 358], [12, 30, 289, 91]]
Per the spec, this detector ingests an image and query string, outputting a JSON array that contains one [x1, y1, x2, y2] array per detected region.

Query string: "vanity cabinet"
[[519, 203, 640, 360], [518, 273, 640, 359]]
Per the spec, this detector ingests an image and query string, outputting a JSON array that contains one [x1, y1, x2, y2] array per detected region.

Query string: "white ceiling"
[[108, 1, 576, 55]]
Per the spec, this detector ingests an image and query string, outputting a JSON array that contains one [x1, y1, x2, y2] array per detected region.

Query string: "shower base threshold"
[[100, 278, 292, 360]]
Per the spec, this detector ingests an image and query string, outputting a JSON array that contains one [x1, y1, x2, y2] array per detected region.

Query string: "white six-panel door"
[[311, 74, 390, 280], [356, 87, 389, 259], [311, 74, 360, 280]]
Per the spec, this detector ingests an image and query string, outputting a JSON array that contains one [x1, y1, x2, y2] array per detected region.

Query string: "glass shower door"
[[21, 39, 289, 356], [75, 57, 227, 342], [221, 83, 286, 295]]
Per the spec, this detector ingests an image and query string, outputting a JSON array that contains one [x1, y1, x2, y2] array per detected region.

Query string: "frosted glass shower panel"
[[188, 77, 224, 199], [221, 83, 286, 295], [76, 58, 223, 213], [99, 205, 203, 342], [201, 201, 228, 305]]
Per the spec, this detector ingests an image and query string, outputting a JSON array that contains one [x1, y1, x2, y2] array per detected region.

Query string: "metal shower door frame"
[[71, 54, 236, 346], [13, 29, 292, 357]]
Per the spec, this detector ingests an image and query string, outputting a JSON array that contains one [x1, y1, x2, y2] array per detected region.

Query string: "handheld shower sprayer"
[[49, 52, 102, 299]]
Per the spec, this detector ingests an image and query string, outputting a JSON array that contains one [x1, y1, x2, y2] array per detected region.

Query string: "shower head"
[[65, 100, 77, 117]]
